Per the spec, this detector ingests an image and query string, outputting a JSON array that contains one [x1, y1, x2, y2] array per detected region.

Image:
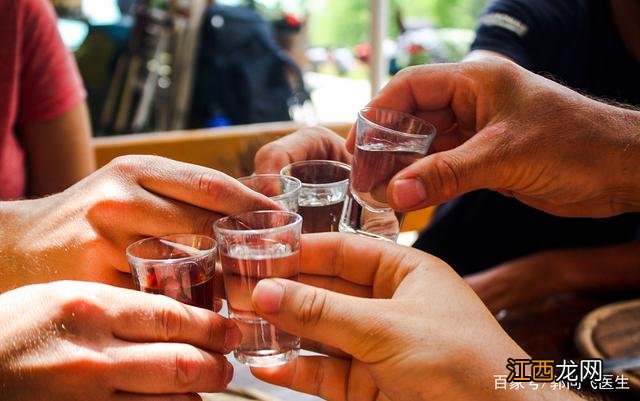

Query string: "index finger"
[[103, 288, 241, 354], [112, 156, 280, 216]]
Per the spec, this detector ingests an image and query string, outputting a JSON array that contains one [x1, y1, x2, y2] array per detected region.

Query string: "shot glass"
[[214, 210, 302, 367], [237, 174, 302, 212], [126, 234, 217, 310], [280, 160, 351, 233], [343, 107, 436, 241]]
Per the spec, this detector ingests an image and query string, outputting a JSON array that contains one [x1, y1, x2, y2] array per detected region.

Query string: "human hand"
[[0, 155, 278, 291], [0, 281, 241, 400], [254, 126, 351, 174], [248, 234, 578, 401], [465, 251, 568, 314], [346, 59, 640, 218]]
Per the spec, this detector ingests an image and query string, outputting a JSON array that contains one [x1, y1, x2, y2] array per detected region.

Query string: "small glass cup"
[[214, 211, 302, 367], [280, 160, 351, 233], [343, 107, 436, 241], [126, 234, 217, 310], [237, 174, 302, 212]]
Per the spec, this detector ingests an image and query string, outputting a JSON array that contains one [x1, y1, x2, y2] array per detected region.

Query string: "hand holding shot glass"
[[214, 210, 302, 367], [343, 107, 436, 241]]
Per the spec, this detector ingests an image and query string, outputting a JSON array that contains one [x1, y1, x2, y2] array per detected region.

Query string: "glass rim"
[[237, 174, 302, 201], [280, 159, 351, 188], [358, 107, 437, 139], [214, 210, 303, 236], [126, 234, 217, 264]]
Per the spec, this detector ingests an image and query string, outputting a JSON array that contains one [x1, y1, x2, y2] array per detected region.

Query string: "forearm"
[[0, 200, 33, 292], [557, 241, 640, 293], [21, 102, 95, 197], [609, 105, 640, 213]]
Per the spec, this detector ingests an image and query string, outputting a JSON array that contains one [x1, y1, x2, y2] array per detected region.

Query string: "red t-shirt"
[[0, 0, 86, 200]]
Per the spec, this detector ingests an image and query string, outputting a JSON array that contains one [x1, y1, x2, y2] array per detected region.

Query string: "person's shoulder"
[[485, 0, 588, 14], [18, 0, 55, 12], [478, 0, 589, 40], [18, 0, 58, 25]]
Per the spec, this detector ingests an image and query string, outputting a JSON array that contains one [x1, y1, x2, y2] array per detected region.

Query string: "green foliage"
[[309, 0, 489, 47], [308, 0, 370, 47]]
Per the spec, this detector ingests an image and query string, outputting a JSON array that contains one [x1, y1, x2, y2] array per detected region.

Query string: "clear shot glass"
[[343, 107, 436, 241], [238, 174, 302, 212], [280, 160, 351, 233], [214, 211, 302, 367], [126, 234, 217, 310]]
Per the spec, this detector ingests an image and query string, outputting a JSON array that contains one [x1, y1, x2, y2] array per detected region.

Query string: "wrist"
[[588, 102, 640, 214], [612, 107, 640, 213], [0, 199, 39, 292]]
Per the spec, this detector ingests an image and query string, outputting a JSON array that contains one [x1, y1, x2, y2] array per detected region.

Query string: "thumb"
[[252, 278, 389, 360], [387, 137, 498, 211]]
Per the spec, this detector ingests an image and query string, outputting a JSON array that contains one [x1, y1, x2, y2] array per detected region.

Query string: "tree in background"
[[309, 0, 488, 47]]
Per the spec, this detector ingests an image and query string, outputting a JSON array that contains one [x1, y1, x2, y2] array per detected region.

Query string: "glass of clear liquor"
[[343, 107, 436, 241], [214, 210, 302, 367], [237, 174, 302, 212], [280, 160, 351, 233], [126, 234, 217, 310]]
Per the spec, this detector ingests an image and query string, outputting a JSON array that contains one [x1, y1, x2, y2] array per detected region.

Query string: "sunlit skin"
[[0, 155, 279, 292]]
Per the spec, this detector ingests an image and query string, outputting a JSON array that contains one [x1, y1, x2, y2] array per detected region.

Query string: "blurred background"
[[52, 0, 487, 136]]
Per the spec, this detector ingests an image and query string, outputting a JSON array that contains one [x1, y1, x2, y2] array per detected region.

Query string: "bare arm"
[[467, 241, 640, 313], [561, 241, 640, 292], [19, 101, 95, 197]]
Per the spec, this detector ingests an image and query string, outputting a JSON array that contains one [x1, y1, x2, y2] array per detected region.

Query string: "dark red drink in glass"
[[126, 234, 217, 310]]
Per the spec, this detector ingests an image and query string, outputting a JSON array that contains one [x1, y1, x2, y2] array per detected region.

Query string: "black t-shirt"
[[414, 0, 640, 274]]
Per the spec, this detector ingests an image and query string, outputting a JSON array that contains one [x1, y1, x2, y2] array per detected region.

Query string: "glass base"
[[339, 222, 395, 242], [234, 348, 299, 367], [339, 193, 402, 242]]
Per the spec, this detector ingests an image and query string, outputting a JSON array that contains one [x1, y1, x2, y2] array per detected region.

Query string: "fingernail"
[[224, 320, 241, 352], [252, 279, 284, 314], [391, 178, 427, 209], [225, 361, 234, 384]]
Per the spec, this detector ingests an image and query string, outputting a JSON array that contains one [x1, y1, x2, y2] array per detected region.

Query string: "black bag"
[[190, 5, 309, 127]]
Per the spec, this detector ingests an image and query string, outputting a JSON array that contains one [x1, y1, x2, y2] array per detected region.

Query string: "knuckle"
[[194, 170, 219, 195], [173, 352, 203, 389], [107, 155, 143, 176], [296, 288, 328, 330], [86, 193, 134, 222], [57, 289, 105, 320], [255, 141, 279, 162], [187, 170, 228, 202], [159, 305, 183, 341], [205, 316, 224, 349], [429, 153, 462, 200]]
